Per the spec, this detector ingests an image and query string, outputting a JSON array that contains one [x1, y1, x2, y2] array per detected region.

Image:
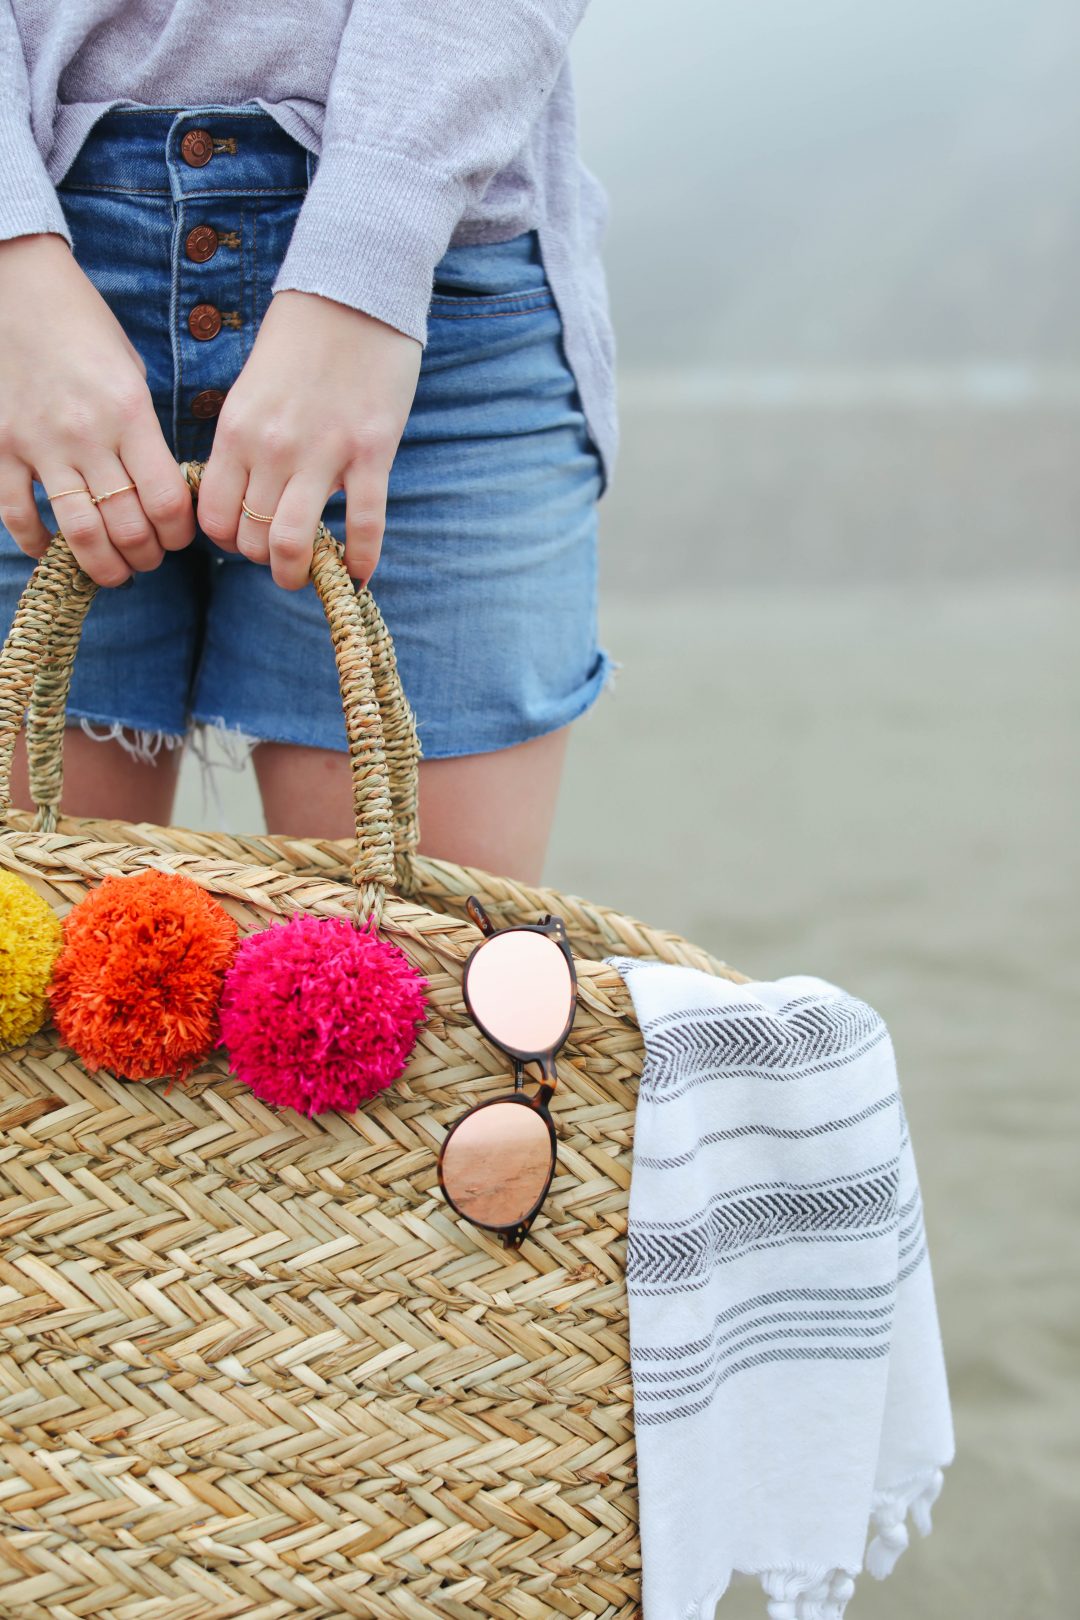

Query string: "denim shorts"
[[0, 103, 618, 761]]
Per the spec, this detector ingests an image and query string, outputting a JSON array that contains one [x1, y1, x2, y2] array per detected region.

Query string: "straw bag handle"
[[19, 461, 421, 860], [0, 459, 420, 927]]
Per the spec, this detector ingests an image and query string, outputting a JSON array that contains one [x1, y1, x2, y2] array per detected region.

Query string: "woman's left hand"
[[196, 290, 422, 590]]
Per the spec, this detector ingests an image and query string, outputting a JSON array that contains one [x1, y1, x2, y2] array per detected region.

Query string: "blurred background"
[[570, 2, 1079, 1614], [179, 2, 1079, 1614]]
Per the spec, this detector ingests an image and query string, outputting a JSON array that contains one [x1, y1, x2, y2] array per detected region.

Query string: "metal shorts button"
[[185, 225, 219, 263], [191, 389, 227, 419], [181, 129, 214, 167], [188, 303, 222, 341]]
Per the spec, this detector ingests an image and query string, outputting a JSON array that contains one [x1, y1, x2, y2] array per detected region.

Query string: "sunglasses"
[[437, 895, 578, 1249]]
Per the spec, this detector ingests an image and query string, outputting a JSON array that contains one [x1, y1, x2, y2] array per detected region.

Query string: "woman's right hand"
[[0, 232, 196, 585]]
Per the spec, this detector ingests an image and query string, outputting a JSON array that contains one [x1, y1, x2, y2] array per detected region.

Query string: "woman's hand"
[[0, 233, 196, 585], [196, 290, 422, 591]]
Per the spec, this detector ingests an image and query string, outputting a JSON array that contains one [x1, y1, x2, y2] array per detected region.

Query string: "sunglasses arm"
[[465, 895, 498, 937]]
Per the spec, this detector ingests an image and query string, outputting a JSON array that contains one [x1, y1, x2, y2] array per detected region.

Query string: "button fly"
[[191, 389, 227, 419], [185, 225, 219, 263], [188, 303, 222, 341], [181, 129, 214, 167]]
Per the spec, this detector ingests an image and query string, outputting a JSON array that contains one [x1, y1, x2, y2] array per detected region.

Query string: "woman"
[[0, 2, 618, 885]]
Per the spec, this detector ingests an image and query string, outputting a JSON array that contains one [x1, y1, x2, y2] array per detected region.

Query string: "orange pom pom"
[[50, 870, 238, 1082]]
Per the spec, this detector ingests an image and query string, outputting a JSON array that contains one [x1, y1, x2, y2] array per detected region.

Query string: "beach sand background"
[[177, 2, 1078, 1612]]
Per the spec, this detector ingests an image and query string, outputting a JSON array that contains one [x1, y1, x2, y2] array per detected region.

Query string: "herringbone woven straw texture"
[[0, 461, 746, 1620]]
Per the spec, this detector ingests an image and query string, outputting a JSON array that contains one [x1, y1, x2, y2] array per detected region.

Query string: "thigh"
[[252, 726, 570, 882]]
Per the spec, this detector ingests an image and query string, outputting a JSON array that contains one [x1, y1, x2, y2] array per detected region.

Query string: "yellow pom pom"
[[0, 870, 62, 1050]]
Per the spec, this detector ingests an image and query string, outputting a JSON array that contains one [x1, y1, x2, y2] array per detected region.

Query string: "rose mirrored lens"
[[441, 1101, 553, 1227], [467, 930, 573, 1053]]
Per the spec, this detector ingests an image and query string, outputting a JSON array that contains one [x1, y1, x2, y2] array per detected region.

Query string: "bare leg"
[[10, 725, 181, 824], [254, 725, 571, 886], [9, 720, 572, 885]]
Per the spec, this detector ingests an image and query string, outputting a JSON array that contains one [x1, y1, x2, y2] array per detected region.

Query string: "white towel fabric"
[[603, 957, 955, 1620]]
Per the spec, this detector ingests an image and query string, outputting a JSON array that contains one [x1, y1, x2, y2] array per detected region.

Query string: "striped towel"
[[604, 958, 954, 1620]]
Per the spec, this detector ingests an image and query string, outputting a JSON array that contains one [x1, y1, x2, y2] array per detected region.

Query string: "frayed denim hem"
[[76, 716, 185, 766]]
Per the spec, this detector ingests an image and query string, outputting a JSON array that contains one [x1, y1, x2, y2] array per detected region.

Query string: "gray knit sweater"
[[0, 1, 617, 491]]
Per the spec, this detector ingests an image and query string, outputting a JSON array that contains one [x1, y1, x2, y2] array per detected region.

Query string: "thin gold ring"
[[90, 482, 136, 506], [241, 499, 275, 524], [47, 486, 93, 501]]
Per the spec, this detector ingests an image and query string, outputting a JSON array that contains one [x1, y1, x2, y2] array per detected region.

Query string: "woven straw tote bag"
[[0, 459, 745, 1620]]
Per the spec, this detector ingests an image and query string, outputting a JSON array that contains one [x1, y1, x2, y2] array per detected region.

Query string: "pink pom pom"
[[219, 914, 428, 1115]]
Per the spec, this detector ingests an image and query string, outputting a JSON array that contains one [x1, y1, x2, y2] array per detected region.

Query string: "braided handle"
[[0, 459, 422, 926]]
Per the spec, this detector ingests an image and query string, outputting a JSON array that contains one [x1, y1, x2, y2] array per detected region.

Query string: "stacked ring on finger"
[[47, 482, 137, 507], [46, 486, 92, 502], [90, 482, 137, 506], [240, 499, 276, 525]]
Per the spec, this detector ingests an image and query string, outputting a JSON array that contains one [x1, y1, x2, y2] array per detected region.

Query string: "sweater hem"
[[270, 141, 466, 345]]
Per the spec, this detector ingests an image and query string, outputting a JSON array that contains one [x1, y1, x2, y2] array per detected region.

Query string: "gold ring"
[[90, 482, 136, 506], [241, 499, 275, 524], [47, 486, 93, 501]]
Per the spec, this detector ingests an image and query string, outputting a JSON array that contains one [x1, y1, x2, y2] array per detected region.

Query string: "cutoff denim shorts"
[[0, 103, 618, 761]]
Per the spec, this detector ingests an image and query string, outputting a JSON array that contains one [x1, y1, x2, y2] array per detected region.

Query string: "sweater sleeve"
[[271, 0, 589, 344], [0, 3, 73, 245]]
